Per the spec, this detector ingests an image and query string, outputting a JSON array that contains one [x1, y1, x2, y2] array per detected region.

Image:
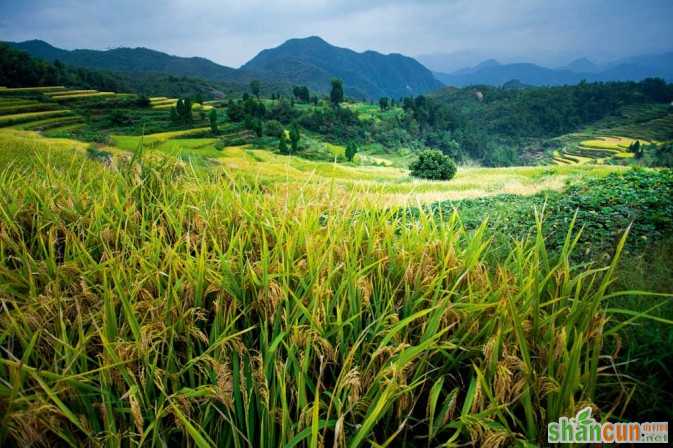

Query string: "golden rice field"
[[0, 125, 664, 447], [150, 96, 214, 111], [553, 135, 642, 165], [0, 93, 84, 133], [107, 130, 623, 206]]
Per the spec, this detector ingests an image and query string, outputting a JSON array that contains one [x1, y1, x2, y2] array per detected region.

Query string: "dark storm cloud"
[[1, 0, 672, 68]]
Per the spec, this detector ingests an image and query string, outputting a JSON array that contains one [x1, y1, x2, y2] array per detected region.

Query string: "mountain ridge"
[[432, 52, 673, 87], [7, 37, 443, 99], [241, 36, 443, 99]]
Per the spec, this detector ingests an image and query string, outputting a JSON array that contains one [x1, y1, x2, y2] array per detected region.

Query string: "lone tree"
[[289, 123, 301, 152], [409, 149, 457, 181], [209, 108, 218, 134], [250, 80, 261, 98], [345, 142, 358, 162], [379, 97, 389, 111], [330, 79, 344, 107]]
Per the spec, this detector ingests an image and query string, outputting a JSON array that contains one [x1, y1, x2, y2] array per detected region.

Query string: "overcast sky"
[[1, 0, 672, 71]]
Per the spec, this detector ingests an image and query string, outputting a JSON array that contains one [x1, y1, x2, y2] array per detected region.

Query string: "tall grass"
[[0, 143, 664, 447]]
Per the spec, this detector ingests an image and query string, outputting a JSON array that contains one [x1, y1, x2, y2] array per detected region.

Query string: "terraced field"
[[0, 88, 85, 133], [0, 85, 67, 93], [553, 136, 641, 165], [150, 96, 214, 111], [587, 103, 673, 141], [552, 102, 672, 165], [46, 89, 117, 101]]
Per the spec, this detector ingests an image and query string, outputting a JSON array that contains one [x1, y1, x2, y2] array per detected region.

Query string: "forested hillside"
[[0, 43, 252, 98]]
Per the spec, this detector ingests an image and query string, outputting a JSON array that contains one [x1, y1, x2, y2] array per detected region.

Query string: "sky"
[[1, 0, 672, 71]]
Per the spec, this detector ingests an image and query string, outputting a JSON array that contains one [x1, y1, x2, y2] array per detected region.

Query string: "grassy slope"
[[109, 131, 623, 206]]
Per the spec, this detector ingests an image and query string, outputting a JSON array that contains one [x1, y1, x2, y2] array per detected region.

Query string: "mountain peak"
[[277, 36, 331, 49], [242, 37, 442, 99], [477, 59, 501, 68], [564, 57, 598, 73]]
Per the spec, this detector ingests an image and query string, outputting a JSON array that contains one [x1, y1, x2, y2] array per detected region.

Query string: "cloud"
[[0, 0, 671, 68]]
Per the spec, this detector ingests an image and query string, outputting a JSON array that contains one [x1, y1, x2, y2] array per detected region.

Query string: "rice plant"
[[0, 139, 666, 447]]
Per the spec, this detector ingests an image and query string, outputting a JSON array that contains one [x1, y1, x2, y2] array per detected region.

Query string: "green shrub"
[[264, 119, 283, 137], [409, 149, 457, 180]]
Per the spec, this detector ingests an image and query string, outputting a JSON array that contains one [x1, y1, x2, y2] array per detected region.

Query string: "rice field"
[[107, 129, 623, 206], [150, 97, 214, 111], [0, 103, 60, 115], [552, 136, 641, 165], [0, 85, 66, 93], [49, 91, 116, 101], [0, 89, 93, 132], [587, 103, 673, 141], [0, 126, 665, 447], [0, 109, 75, 126], [0, 83, 669, 446]]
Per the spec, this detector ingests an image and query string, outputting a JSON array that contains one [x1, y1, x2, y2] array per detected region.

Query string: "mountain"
[[416, 50, 494, 74], [435, 52, 673, 87], [241, 36, 443, 99], [562, 57, 599, 73], [452, 59, 500, 75], [6, 39, 246, 82], [7, 37, 443, 100], [501, 79, 531, 90], [435, 62, 584, 87]]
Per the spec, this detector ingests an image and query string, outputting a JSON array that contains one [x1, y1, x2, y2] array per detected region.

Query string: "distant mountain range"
[[432, 52, 673, 87], [6, 38, 673, 96], [6, 37, 442, 99]]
